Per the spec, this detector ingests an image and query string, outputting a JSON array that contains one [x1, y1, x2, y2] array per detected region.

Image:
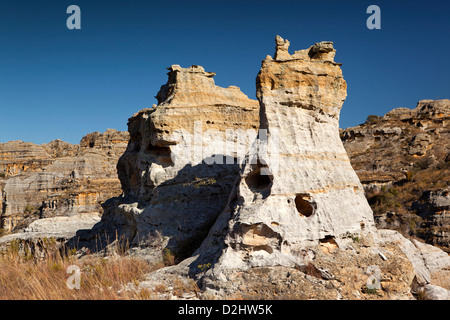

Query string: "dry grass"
[[0, 240, 160, 300]]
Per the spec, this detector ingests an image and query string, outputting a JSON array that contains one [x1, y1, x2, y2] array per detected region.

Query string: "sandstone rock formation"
[[342, 99, 449, 190], [42, 36, 449, 300], [342, 99, 449, 250], [72, 65, 259, 257], [88, 36, 450, 300], [187, 36, 376, 278], [0, 129, 129, 233]]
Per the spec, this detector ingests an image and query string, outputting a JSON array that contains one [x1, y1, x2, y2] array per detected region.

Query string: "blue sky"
[[0, 0, 449, 144]]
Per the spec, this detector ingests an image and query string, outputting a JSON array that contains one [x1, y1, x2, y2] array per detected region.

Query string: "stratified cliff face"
[[87, 65, 259, 258], [342, 99, 449, 187], [342, 99, 450, 250], [0, 129, 129, 232]]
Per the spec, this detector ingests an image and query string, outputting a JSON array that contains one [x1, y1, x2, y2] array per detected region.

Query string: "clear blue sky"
[[0, 0, 449, 144]]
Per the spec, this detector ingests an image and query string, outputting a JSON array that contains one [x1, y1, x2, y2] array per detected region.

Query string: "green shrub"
[[366, 115, 381, 124], [23, 205, 36, 214]]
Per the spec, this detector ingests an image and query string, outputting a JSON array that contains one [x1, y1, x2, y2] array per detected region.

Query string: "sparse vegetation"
[[183, 177, 217, 189], [23, 204, 38, 214], [0, 238, 160, 300], [162, 247, 176, 266], [198, 262, 212, 272], [368, 161, 449, 242], [368, 187, 401, 213], [362, 286, 379, 295], [365, 115, 382, 124]]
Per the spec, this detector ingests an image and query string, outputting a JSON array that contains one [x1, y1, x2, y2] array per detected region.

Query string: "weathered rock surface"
[[45, 36, 450, 300], [0, 129, 129, 232], [418, 285, 450, 300], [342, 99, 449, 189], [190, 36, 376, 280], [124, 37, 450, 300], [72, 65, 260, 257], [0, 213, 100, 244], [342, 99, 449, 250], [378, 229, 450, 286]]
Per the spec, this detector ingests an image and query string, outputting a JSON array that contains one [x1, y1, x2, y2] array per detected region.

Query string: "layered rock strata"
[[342, 99, 449, 250], [342, 99, 449, 191], [0, 129, 129, 232]]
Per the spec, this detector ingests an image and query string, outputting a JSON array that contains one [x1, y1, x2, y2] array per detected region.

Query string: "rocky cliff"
[[0, 129, 129, 233], [342, 99, 450, 250], [4, 36, 449, 300], [80, 36, 450, 300]]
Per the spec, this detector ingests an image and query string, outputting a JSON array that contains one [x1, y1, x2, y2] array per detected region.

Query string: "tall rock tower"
[[194, 36, 376, 279]]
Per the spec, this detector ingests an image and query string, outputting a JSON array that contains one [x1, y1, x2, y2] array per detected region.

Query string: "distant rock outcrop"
[[342, 99, 450, 250], [0, 129, 129, 233], [342, 99, 449, 188]]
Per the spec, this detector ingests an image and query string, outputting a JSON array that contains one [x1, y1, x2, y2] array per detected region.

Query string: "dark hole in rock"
[[320, 235, 337, 246], [319, 235, 339, 253], [147, 144, 173, 166], [295, 194, 314, 217], [147, 143, 171, 155], [245, 161, 273, 193]]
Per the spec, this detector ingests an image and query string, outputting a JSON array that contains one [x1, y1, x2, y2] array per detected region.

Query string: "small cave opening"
[[245, 168, 272, 190], [319, 235, 339, 254], [320, 235, 337, 246], [295, 194, 314, 217], [146, 143, 171, 155], [245, 160, 273, 195], [146, 143, 174, 166]]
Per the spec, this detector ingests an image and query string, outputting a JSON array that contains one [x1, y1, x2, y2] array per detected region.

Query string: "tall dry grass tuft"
[[0, 238, 159, 300]]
